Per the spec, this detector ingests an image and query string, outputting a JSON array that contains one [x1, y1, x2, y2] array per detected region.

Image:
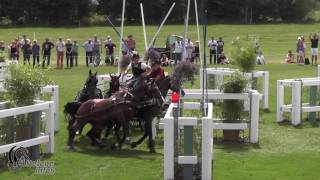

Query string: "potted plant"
[[3, 65, 50, 158], [220, 72, 248, 141]]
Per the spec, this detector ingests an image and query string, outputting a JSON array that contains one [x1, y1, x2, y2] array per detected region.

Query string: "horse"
[[65, 79, 163, 151], [75, 69, 103, 102], [105, 73, 121, 98]]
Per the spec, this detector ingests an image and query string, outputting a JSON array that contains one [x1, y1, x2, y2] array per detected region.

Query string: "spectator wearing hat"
[[125, 51, 151, 88], [105, 38, 116, 65], [83, 39, 94, 67], [32, 40, 40, 67], [21, 39, 32, 65], [42, 38, 54, 68], [71, 40, 79, 67], [65, 39, 73, 68], [160, 54, 169, 66], [56, 38, 65, 69]]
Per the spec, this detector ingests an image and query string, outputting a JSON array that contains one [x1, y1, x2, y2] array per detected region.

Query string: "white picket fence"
[[200, 67, 269, 109], [162, 90, 260, 180], [277, 77, 320, 125], [0, 101, 55, 154]]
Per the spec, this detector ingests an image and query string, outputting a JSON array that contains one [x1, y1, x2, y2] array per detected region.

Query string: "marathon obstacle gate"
[[162, 89, 261, 180], [200, 67, 269, 109], [277, 65, 320, 125]]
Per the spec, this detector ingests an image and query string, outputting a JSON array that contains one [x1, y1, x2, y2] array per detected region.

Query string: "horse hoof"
[[130, 143, 137, 149]]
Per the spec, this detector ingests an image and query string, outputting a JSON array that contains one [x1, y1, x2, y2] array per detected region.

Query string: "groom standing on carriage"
[[124, 51, 151, 88]]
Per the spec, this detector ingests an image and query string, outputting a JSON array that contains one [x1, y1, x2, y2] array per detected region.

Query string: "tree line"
[[0, 0, 319, 26]]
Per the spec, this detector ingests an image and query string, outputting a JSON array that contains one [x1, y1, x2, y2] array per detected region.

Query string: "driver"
[[124, 51, 151, 88]]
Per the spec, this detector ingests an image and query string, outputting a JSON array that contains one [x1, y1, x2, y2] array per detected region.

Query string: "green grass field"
[[1, 25, 320, 180]]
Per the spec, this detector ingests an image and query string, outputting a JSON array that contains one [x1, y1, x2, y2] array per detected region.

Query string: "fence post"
[[250, 92, 260, 143], [201, 116, 213, 180], [46, 101, 55, 154], [262, 72, 269, 109], [164, 104, 175, 180], [52, 86, 59, 132], [31, 111, 41, 160], [183, 124, 193, 179], [292, 81, 302, 125], [309, 86, 317, 122], [277, 81, 284, 122]]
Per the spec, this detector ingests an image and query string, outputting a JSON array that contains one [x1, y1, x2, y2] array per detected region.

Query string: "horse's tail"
[[64, 102, 82, 119]]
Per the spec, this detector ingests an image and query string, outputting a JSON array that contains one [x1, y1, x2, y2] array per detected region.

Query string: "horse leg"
[[118, 120, 129, 149], [147, 119, 156, 153], [86, 127, 97, 146], [130, 119, 148, 149], [89, 125, 105, 149], [102, 122, 114, 141], [67, 119, 86, 150], [111, 124, 121, 149]]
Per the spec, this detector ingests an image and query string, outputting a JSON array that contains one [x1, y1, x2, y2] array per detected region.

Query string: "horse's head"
[[109, 73, 121, 91], [85, 70, 98, 97]]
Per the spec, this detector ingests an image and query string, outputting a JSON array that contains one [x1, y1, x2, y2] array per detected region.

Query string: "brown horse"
[[65, 79, 163, 151]]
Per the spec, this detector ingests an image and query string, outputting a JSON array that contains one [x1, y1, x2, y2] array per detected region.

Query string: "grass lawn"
[[1, 24, 320, 180]]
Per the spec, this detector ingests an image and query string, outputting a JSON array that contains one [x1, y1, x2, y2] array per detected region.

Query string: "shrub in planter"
[[3, 65, 50, 158], [220, 71, 249, 141]]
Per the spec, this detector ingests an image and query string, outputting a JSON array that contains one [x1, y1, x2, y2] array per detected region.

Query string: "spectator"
[[185, 38, 194, 61], [173, 40, 183, 64], [56, 38, 65, 69], [283, 50, 294, 63], [83, 39, 94, 67], [21, 39, 32, 65], [126, 35, 136, 51], [301, 36, 307, 61], [160, 54, 169, 66], [71, 40, 79, 67], [14, 39, 20, 61], [0, 41, 5, 51], [296, 37, 304, 63], [256, 51, 266, 65], [208, 37, 218, 64], [310, 33, 319, 65], [42, 38, 54, 68], [104, 35, 111, 45], [20, 35, 30, 46], [217, 37, 224, 57], [93, 35, 101, 66], [32, 40, 40, 67], [105, 39, 116, 65], [218, 52, 229, 65], [10, 41, 18, 60], [193, 41, 200, 64], [65, 39, 73, 68]]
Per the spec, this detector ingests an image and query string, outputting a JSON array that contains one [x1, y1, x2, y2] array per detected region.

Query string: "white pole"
[[140, 3, 148, 52], [292, 81, 302, 125], [194, 0, 202, 68], [250, 92, 260, 143], [118, 0, 126, 74], [182, 0, 191, 61], [148, 3, 175, 49], [33, 32, 36, 41], [276, 80, 284, 123]]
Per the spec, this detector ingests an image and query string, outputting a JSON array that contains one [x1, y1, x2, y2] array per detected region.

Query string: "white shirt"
[[83, 42, 94, 52], [186, 41, 194, 50], [208, 40, 217, 50], [56, 41, 65, 52], [256, 55, 265, 65], [174, 41, 183, 53]]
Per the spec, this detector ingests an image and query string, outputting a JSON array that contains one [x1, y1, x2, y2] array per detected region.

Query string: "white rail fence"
[[277, 77, 320, 125], [0, 101, 55, 154], [200, 67, 269, 109], [162, 90, 260, 180]]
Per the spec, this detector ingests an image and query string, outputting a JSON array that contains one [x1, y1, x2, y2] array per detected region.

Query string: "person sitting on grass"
[[283, 50, 295, 63], [218, 52, 229, 65], [256, 51, 266, 65], [160, 54, 169, 66]]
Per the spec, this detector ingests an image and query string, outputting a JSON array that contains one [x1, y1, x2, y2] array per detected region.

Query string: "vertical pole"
[[318, 65, 320, 77], [31, 111, 40, 159], [164, 104, 174, 179], [53, 86, 59, 132], [140, 3, 148, 52], [277, 81, 284, 122], [292, 81, 302, 125], [262, 72, 269, 109], [194, 0, 202, 68], [309, 86, 317, 122], [202, 116, 213, 179], [173, 102, 179, 178], [118, 0, 126, 74], [182, 0, 191, 61], [250, 93, 260, 143], [46, 102, 55, 153]]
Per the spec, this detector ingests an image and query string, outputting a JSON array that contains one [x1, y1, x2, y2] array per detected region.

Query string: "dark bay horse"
[[105, 73, 121, 98], [75, 70, 103, 102], [65, 79, 164, 151]]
